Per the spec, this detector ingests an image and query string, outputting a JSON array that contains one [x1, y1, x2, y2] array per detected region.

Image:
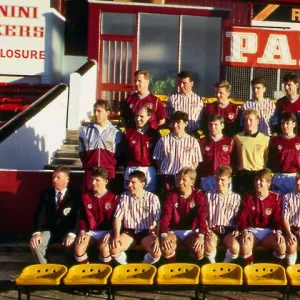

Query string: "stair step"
[[64, 139, 78, 145], [0, 253, 35, 264], [51, 157, 82, 166], [54, 150, 79, 159], [61, 144, 78, 151]]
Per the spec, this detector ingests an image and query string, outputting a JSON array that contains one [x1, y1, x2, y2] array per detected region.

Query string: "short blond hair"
[[244, 108, 259, 120], [134, 69, 150, 80], [176, 167, 197, 182], [255, 168, 272, 184], [215, 165, 232, 178], [215, 80, 231, 93]]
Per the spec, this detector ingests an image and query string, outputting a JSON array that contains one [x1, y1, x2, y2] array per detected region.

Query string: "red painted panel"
[[0, 171, 83, 233]]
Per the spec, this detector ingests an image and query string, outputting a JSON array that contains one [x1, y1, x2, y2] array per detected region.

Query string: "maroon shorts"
[[121, 229, 149, 244]]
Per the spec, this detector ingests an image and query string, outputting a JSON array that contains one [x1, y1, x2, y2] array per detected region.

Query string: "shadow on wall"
[[0, 125, 49, 170]]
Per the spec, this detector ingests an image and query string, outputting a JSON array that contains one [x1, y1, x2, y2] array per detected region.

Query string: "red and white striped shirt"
[[282, 192, 300, 227], [153, 133, 203, 175], [206, 191, 241, 228], [114, 191, 161, 230], [165, 92, 204, 131], [241, 98, 277, 136]]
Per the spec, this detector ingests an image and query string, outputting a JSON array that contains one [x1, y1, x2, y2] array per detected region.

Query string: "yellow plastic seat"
[[286, 264, 300, 286], [156, 263, 200, 285], [159, 128, 170, 137], [15, 264, 67, 286], [244, 263, 287, 286], [110, 263, 156, 285], [63, 264, 112, 285], [201, 263, 243, 285]]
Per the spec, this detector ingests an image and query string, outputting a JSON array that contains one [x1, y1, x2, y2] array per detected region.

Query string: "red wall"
[[0, 170, 83, 233]]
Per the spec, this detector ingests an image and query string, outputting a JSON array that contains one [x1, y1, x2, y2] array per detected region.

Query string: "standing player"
[[122, 105, 160, 192], [120, 69, 166, 129], [269, 112, 300, 195], [74, 168, 118, 264], [110, 170, 161, 265], [204, 166, 241, 263], [233, 109, 270, 194], [237, 168, 285, 265], [159, 167, 207, 262], [198, 114, 235, 192], [201, 80, 240, 137], [153, 111, 202, 190], [276, 73, 300, 133], [165, 70, 204, 134], [282, 169, 300, 266], [241, 77, 277, 136], [78, 99, 122, 190]]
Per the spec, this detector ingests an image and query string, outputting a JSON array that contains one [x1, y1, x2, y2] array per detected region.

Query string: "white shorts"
[[88, 230, 111, 241], [247, 227, 272, 241], [171, 230, 195, 241], [272, 173, 296, 196], [124, 166, 157, 192]]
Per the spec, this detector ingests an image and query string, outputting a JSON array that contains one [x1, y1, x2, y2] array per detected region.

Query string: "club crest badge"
[[175, 203, 179, 208], [190, 201, 195, 208], [222, 145, 229, 152], [296, 144, 300, 150], [106, 141, 113, 151], [265, 208, 272, 215], [63, 207, 71, 216], [105, 202, 112, 210], [228, 113, 234, 120], [146, 142, 152, 148], [131, 140, 136, 144], [143, 206, 150, 213], [87, 203, 92, 209], [184, 146, 191, 152], [146, 103, 153, 109], [278, 145, 282, 150], [130, 104, 134, 109], [205, 146, 210, 151], [252, 206, 255, 211]]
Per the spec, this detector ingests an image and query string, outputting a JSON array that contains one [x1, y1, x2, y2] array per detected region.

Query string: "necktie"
[[56, 192, 63, 209]]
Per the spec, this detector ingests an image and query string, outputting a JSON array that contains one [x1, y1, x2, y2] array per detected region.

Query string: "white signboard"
[[0, 0, 50, 75]]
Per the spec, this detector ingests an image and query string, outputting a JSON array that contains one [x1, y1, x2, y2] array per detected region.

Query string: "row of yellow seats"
[[16, 262, 300, 287]]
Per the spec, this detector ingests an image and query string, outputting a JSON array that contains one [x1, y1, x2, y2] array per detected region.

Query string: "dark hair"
[[94, 99, 111, 111], [177, 70, 193, 82], [255, 168, 272, 184], [280, 112, 298, 134], [136, 105, 152, 117], [215, 165, 232, 178], [171, 111, 189, 123], [91, 167, 109, 180], [251, 77, 267, 87], [53, 166, 70, 178], [208, 114, 224, 124], [283, 73, 300, 85], [128, 170, 147, 184]]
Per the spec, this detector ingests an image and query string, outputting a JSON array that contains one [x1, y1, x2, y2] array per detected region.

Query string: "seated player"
[[269, 112, 300, 195], [201, 80, 240, 137], [282, 169, 300, 266], [110, 170, 161, 264], [276, 73, 300, 133], [153, 111, 202, 190], [233, 108, 270, 194], [204, 166, 241, 263], [198, 114, 235, 192], [237, 168, 286, 265], [159, 167, 207, 262], [241, 77, 277, 136], [30, 166, 81, 264], [122, 105, 160, 192], [74, 168, 119, 264], [120, 69, 166, 129]]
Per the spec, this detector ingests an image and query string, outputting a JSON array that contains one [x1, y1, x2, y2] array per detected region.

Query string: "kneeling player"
[[282, 169, 300, 266], [237, 168, 286, 265], [204, 166, 241, 263], [74, 168, 119, 264], [110, 170, 161, 264], [159, 167, 207, 262]]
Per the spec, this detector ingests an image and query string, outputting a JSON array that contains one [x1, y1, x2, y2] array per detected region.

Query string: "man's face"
[[135, 74, 149, 94], [281, 119, 295, 136], [94, 105, 109, 125], [178, 77, 193, 95], [135, 108, 150, 128], [215, 87, 230, 103], [52, 171, 69, 191], [177, 175, 194, 194], [252, 84, 266, 100], [284, 80, 299, 97], [92, 176, 108, 192], [255, 177, 270, 194], [295, 174, 300, 193], [127, 176, 145, 196], [216, 175, 231, 194], [244, 113, 259, 133], [171, 119, 187, 136], [208, 120, 224, 137]]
